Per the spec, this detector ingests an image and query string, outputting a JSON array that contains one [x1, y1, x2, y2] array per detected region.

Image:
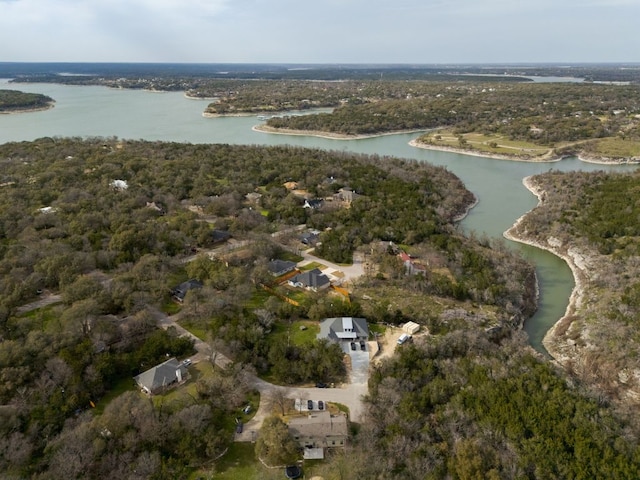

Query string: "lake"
[[1, 78, 636, 353]]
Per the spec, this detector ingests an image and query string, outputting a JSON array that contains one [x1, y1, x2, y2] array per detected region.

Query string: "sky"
[[0, 0, 639, 64]]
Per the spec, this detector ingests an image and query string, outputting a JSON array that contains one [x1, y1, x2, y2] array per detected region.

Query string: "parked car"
[[318, 400, 324, 410], [236, 421, 243, 434], [307, 400, 313, 410], [243, 404, 251, 414], [360, 340, 366, 351], [315, 382, 328, 388], [182, 358, 192, 366], [350, 342, 356, 351]]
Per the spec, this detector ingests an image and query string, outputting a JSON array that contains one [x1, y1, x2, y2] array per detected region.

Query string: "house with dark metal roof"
[[299, 231, 320, 246], [268, 259, 298, 277], [133, 357, 189, 395], [210, 229, 231, 244], [171, 279, 203, 303], [288, 268, 330, 292]]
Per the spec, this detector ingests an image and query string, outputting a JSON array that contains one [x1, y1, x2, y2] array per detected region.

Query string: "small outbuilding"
[[402, 321, 420, 335]]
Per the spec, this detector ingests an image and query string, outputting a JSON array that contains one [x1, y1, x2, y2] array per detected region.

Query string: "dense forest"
[[0, 138, 544, 478], [346, 331, 640, 479], [0, 89, 54, 113], [507, 170, 640, 414]]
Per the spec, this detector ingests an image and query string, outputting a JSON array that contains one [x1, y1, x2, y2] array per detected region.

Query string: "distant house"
[[288, 411, 348, 458], [399, 251, 427, 275], [303, 199, 323, 209], [268, 259, 297, 277], [299, 231, 320, 246], [245, 192, 262, 204], [288, 268, 330, 292], [210, 229, 232, 244], [334, 187, 359, 205], [134, 357, 189, 395], [171, 279, 203, 303], [318, 317, 369, 342]]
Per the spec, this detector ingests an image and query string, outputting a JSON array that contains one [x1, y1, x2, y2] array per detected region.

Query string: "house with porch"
[[288, 411, 348, 459], [318, 317, 369, 343], [133, 357, 189, 395]]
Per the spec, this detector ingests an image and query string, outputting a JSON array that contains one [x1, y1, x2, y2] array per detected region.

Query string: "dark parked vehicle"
[[360, 340, 366, 351], [315, 382, 328, 388], [285, 465, 302, 479], [307, 400, 313, 410], [318, 400, 324, 410], [236, 421, 243, 434], [350, 342, 356, 351]]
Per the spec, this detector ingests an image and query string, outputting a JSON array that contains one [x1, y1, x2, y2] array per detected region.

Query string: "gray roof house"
[[171, 279, 203, 303], [318, 317, 369, 342], [288, 268, 330, 291], [299, 231, 320, 246], [134, 357, 189, 395], [268, 259, 297, 277], [288, 411, 348, 458]]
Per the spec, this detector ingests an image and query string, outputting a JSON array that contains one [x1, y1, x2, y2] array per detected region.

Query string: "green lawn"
[[179, 319, 208, 341], [246, 288, 272, 309], [299, 261, 326, 271], [421, 130, 550, 157], [593, 137, 640, 158], [279, 251, 304, 263], [93, 375, 137, 415], [204, 443, 266, 480], [14, 304, 61, 333], [368, 323, 387, 338], [271, 320, 320, 346], [152, 361, 215, 410]]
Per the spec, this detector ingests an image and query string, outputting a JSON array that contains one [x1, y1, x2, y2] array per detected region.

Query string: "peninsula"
[[0, 89, 54, 113], [506, 170, 640, 412]]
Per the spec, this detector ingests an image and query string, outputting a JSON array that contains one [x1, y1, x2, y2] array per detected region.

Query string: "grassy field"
[[152, 361, 215, 410], [592, 137, 640, 158], [271, 320, 320, 346], [299, 261, 327, 271], [93, 376, 137, 414], [421, 130, 550, 158]]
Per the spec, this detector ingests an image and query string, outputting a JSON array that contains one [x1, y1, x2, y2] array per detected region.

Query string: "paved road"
[[298, 249, 365, 285], [15, 224, 369, 441]]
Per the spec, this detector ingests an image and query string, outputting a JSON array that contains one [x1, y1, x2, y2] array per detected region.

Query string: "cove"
[[1, 79, 637, 353]]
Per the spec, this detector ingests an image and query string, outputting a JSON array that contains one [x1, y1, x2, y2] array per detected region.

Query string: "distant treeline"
[[2, 62, 639, 82]]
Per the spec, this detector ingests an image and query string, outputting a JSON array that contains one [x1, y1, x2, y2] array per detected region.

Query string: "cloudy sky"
[[0, 0, 638, 64]]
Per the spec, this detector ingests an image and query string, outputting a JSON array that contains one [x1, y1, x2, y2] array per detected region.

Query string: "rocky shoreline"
[[410, 139, 640, 165], [503, 176, 586, 364], [253, 124, 427, 140]]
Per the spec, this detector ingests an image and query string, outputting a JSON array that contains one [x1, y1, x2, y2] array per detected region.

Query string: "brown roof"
[[288, 411, 348, 439]]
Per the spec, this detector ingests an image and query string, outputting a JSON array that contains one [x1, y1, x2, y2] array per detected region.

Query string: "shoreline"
[[410, 139, 639, 165], [0, 103, 55, 115], [503, 176, 585, 360], [409, 139, 563, 163], [252, 124, 427, 140]]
